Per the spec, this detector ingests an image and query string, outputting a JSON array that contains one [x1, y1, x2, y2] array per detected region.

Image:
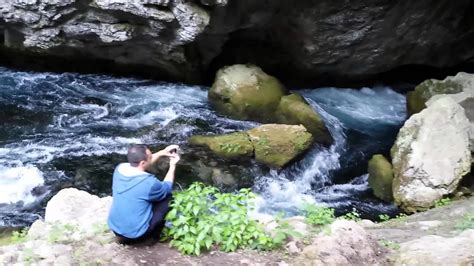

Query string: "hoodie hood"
[[113, 163, 152, 194]]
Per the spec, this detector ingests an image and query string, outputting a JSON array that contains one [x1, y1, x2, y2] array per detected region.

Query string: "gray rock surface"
[[391, 97, 471, 212], [425, 72, 474, 150], [393, 230, 474, 265], [365, 197, 474, 265], [294, 220, 388, 265], [1, 0, 473, 84]]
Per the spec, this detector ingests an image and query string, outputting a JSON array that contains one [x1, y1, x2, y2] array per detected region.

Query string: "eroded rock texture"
[[1, 0, 473, 84]]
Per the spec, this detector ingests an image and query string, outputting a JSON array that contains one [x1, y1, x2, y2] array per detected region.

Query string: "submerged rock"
[[367, 154, 394, 202], [248, 124, 313, 168], [189, 124, 314, 168], [391, 97, 471, 213]]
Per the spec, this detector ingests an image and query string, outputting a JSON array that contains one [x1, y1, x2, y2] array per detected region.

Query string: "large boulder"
[[209, 64, 332, 144], [275, 94, 332, 145], [424, 73, 474, 151], [391, 97, 471, 213], [367, 154, 394, 202], [248, 124, 313, 168], [407, 72, 474, 116], [0, 188, 132, 265], [208, 64, 287, 122], [190, 124, 314, 168], [44, 188, 112, 230]]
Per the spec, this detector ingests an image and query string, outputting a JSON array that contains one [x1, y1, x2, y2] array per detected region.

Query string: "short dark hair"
[[127, 144, 148, 167]]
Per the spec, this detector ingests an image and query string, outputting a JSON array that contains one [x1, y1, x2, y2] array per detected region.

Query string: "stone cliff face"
[[1, 0, 473, 85]]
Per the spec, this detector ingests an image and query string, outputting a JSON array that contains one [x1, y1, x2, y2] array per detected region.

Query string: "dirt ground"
[[118, 240, 288, 265]]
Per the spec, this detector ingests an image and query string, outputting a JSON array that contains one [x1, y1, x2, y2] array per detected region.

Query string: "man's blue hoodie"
[[108, 163, 172, 238]]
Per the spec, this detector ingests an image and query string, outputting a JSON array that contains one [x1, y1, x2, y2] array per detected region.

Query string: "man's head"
[[127, 144, 152, 169]]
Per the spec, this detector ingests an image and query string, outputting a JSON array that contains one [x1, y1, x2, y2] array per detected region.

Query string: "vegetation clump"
[[163, 183, 276, 255]]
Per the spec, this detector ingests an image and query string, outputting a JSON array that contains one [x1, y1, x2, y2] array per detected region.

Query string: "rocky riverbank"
[[0, 188, 473, 265]]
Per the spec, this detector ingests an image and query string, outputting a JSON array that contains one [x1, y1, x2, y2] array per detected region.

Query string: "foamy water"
[[0, 165, 45, 205], [252, 87, 406, 218]]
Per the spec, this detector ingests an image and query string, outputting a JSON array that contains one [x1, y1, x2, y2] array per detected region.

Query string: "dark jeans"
[[114, 195, 172, 244]]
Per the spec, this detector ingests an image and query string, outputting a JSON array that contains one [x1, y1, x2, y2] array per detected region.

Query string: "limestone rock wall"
[[1, 0, 473, 84]]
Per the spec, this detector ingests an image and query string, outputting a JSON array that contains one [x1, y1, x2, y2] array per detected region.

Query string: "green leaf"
[[205, 238, 212, 249]]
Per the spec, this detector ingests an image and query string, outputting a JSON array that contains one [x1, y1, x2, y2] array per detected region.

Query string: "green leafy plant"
[[379, 239, 400, 250], [342, 208, 361, 221], [271, 213, 303, 246], [47, 223, 77, 244], [11, 228, 28, 244], [163, 182, 275, 256], [455, 213, 474, 231], [434, 197, 451, 207], [378, 214, 390, 222], [22, 247, 41, 265], [302, 204, 335, 226]]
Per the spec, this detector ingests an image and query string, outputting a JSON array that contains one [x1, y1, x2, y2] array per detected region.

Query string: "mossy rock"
[[247, 124, 313, 168], [208, 64, 287, 122], [275, 94, 332, 145], [407, 79, 463, 116], [188, 132, 254, 159], [368, 154, 394, 202]]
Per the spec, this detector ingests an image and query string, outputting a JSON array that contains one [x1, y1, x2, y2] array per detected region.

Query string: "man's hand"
[[152, 144, 180, 164], [169, 153, 180, 166], [156, 144, 179, 156]]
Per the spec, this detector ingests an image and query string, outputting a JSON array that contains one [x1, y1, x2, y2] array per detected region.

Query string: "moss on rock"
[[407, 79, 463, 116], [188, 132, 254, 159], [275, 94, 332, 145], [247, 124, 313, 168], [208, 64, 287, 122], [367, 154, 394, 202]]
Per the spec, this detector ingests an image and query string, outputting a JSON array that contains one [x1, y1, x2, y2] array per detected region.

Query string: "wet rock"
[[275, 94, 332, 145], [209, 64, 287, 122], [189, 132, 254, 159], [149, 145, 260, 190], [367, 154, 394, 202], [248, 124, 313, 168], [391, 97, 471, 213], [209, 65, 332, 145]]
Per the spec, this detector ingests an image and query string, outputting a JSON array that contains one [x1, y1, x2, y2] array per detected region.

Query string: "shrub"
[[434, 197, 451, 207], [342, 208, 361, 221], [163, 183, 275, 255], [455, 213, 474, 231], [302, 204, 335, 226]]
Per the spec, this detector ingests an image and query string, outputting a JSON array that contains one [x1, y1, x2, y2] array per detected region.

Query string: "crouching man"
[[108, 144, 180, 244]]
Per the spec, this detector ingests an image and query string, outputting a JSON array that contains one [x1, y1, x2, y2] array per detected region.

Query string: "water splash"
[[0, 165, 45, 205]]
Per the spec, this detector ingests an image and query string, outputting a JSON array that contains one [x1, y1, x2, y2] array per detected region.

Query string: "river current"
[[0, 67, 407, 228]]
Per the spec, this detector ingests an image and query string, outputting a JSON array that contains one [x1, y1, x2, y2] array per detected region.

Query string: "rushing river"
[[0, 67, 406, 228]]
